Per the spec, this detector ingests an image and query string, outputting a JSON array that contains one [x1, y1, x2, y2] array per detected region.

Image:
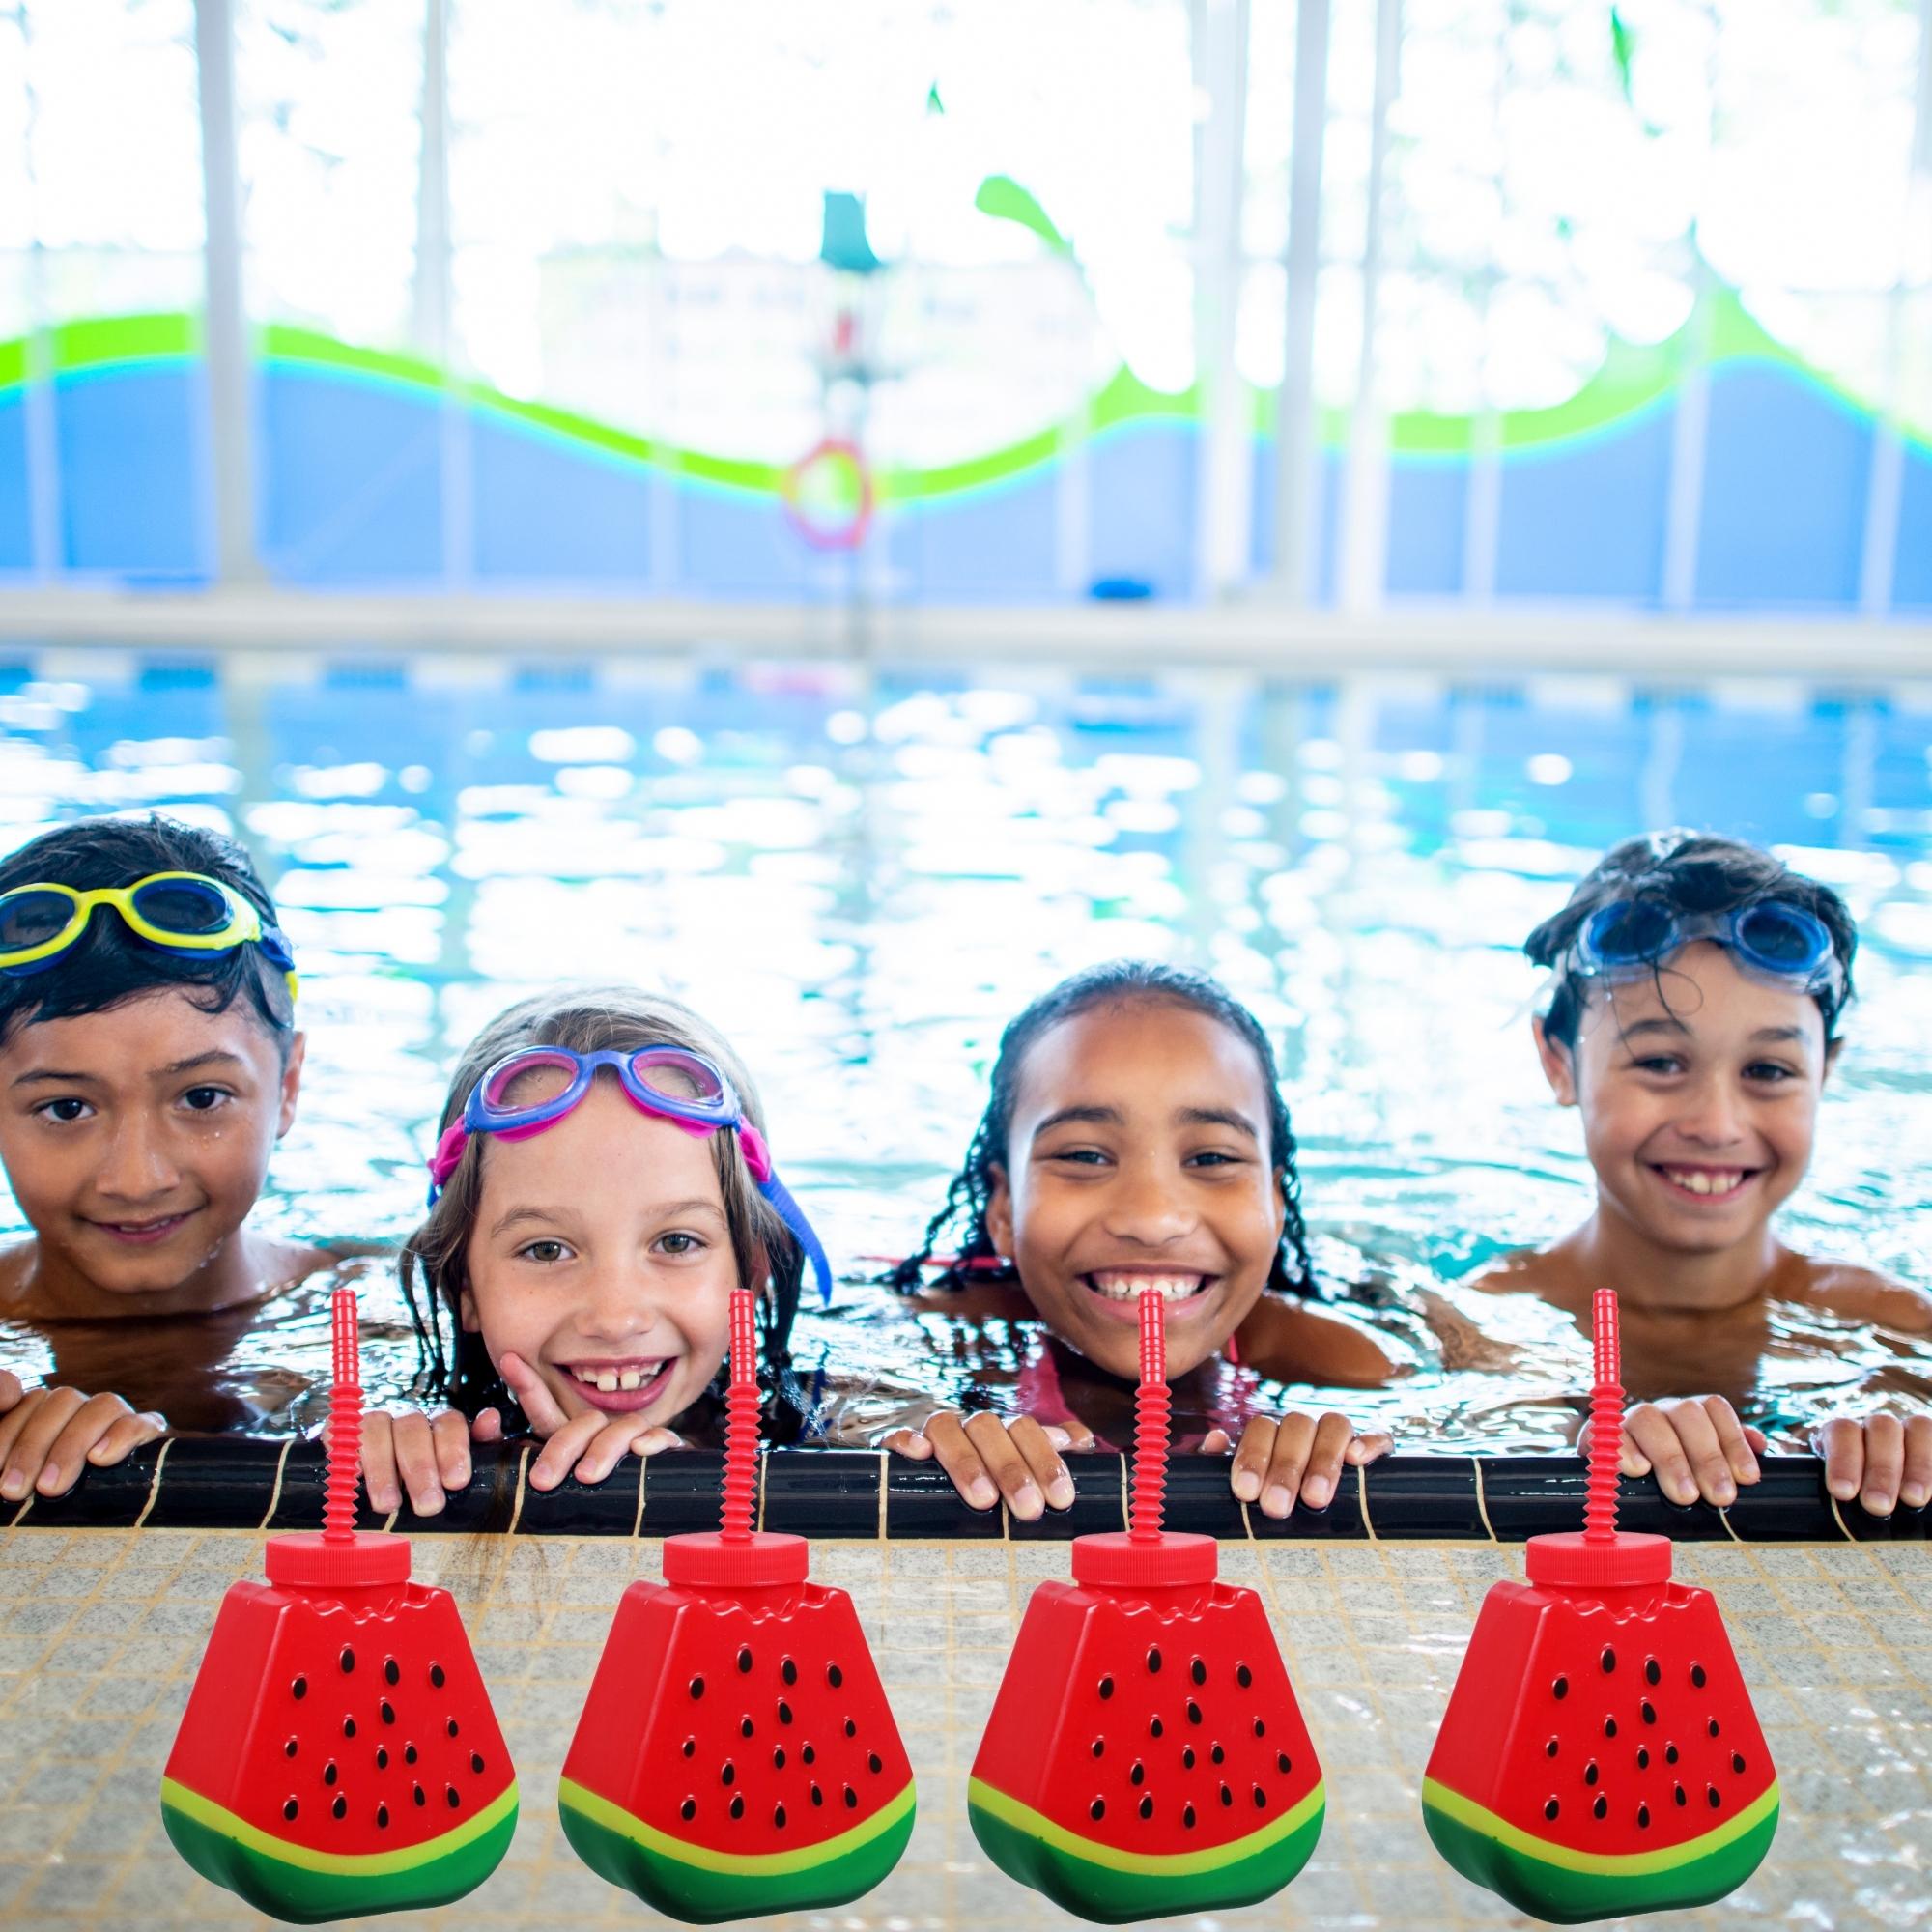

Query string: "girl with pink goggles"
[[426, 1044, 833, 1305]]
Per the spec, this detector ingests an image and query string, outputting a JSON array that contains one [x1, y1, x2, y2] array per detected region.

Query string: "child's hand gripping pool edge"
[[0, 1362, 164, 1500]]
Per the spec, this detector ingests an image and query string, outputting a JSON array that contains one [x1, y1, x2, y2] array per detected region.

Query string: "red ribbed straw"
[[1583, 1286, 1623, 1544], [1129, 1286, 1170, 1544], [720, 1288, 758, 1543], [323, 1285, 362, 1543]]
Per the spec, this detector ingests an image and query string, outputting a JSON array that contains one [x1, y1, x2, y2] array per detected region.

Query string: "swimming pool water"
[[1, 653, 1928, 1448]]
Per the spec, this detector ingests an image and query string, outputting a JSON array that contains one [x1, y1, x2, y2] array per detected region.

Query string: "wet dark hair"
[[1527, 830, 1858, 1048], [888, 960, 1316, 1299], [0, 814, 295, 1049], [401, 986, 813, 1441]]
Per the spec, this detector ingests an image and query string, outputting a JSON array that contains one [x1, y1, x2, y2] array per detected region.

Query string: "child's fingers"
[[880, 1428, 933, 1461], [1812, 1415, 1864, 1501], [1624, 1404, 1700, 1505], [527, 1411, 605, 1491], [961, 1412, 1049, 1520], [1855, 1412, 1906, 1516], [0, 1386, 82, 1500], [498, 1354, 573, 1437], [571, 1416, 656, 1487], [390, 1410, 452, 1517], [431, 1410, 473, 1492], [1901, 1414, 1932, 1512], [1699, 1396, 1761, 1490], [1659, 1400, 1741, 1506], [1344, 1430, 1395, 1464], [36, 1392, 141, 1497], [1006, 1416, 1075, 1512], [1298, 1411, 1358, 1509], [1578, 1417, 1653, 1477], [83, 1410, 166, 1467], [626, 1427, 683, 1459], [1260, 1412, 1318, 1519], [1228, 1416, 1278, 1504], [359, 1414, 404, 1513], [0, 1387, 51, 1492], [469, 1407, 504, 1444], [0, 1369, 23, 1412], [1743, 1425, 1770, 1456], [1200, 1428, 1232, 1456], [921, 1413, 998, 1511], [1058, 1413, 1097, 1451]]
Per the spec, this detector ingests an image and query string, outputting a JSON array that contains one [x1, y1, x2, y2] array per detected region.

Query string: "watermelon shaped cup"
[[1422, 1288, 1779, 1923], [556, 1287, 917, 1922], [968, 1288, 1326, 1923], [160, 1287, 518, 1923]]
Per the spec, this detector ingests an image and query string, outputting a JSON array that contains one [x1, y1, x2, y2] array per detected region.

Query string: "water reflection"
[[0, 654, 1927, 1445]]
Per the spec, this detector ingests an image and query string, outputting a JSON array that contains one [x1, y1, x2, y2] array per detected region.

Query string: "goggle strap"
[[756, 1168, 835, 1309]]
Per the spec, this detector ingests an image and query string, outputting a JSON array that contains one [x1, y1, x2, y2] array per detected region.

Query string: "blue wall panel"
[[1386, 458, 1468, 597], [471, 417, 653, 584], [887, 474, 1061, 601], [1085, 424, 1196, 599], [0, 391, 30, 571], [678, 485, 810, 598], [57, 367, 206, 581], [1494, 409, 1671, 602], [1889, 442, 1932, 613]]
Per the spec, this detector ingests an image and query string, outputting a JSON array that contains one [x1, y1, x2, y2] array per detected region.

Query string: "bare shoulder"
[[1236, 1297, 1403, 1389], [1460, 1246, 1576, 1302], [1794, 1258, 1932, 1332]]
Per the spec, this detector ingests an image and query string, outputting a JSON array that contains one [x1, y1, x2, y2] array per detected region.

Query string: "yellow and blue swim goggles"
[[0, 872, 298, 1003]]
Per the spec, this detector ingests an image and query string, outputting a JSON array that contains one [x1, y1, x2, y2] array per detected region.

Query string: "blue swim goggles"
[[426, 1044, 833, 1306], [1567, 896, 1843, 1000]]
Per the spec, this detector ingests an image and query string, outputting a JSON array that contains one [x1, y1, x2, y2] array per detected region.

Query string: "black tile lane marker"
[[12, 1444, 1925, 1543]]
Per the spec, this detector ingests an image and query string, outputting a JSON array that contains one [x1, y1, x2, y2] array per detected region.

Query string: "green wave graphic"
[[1, 291, 1919, 507]]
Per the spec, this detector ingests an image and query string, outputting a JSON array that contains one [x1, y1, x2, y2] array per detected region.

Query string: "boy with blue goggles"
[[1566, 895, 1842, 1001]]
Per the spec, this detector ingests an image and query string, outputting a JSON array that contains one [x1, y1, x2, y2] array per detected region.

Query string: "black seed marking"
[[1640, 1700, 1657, 1725], [430, 1663, 445, 1689], [690, 1676, 704, 1699], [1211, 1744, 1225, 1766], [1183, 1804, 1196, 1829], [1601, 1647, 1616, 1674], [1545, 1799, 1559, 1822], [1645, 1657, 1661, 1686], [1182, 1747, 1196, 1770], [737, 1647, 753, 1674], [740, 1717, 754, 1740], [828, 1664, 843, 1689], [1186, 1700, 1203, 1725], [340, 1647, 355, 1674], [1708, 1719, 1720, 1739], [1732, 1752, 1747, 1775], [413, 1783, 425, 1807], [332, 1795, 347, 1820], [1147, 1647, 1162, 1673], [1584, 1760, 1599, 1786], [377, 1804, 388, 1829], [721, 1762, 735, 1787], [1552, 1676, 1568, 1700], [774, 1804, 786, 1830], [1091, 1799, 1105, 1821], [731, 1795, 745, 1821], [380, 1700, 395, 1725], [1149, 1717, 1164, 1739], [802, 1745, 815, 1765], [1098, 1676, 1114, 1700], [683, 1737, 696, 1759], [1637, 1747, 1650, 1771], [284, 1799, 298, 1822], [471, 1752, 485, 1775], [1236, 1663, 1253, 1689], [376, 1748, 389, 1771], [285, 1738, 298, 1758], [1191, 1657, 1208, 1686], [1092, 1739, 1104, 1759], [342, 1717, 356, 1740], [1665, 1744, 1679, 1766], [773, 1747, 786, 1770], [446, 1786, 460, 1808], [405, 1745, 418, 1767], [868, 1752, 883, 1775], [681, 1798, 696, 1822], [384, 1657, 400, 1687], [1253, 1786, 1266, 1809], [1139, 1795, 1153, 1820], [1638, 1804, 1650, 1829], [1253, 1719, 1266, 1739], [1220, 1784, 1233, 1807], [446, 1719, 459, 1739], [843, 1786, 858, 1810], [1708, 1785, 1721, 1809], [1546, 1738, 1559, 1758], [1130, 1761, 1145, 1786], [1277, 1751, 1292, 1775], [778, 1701, 793, 1725], [1593, 1795, 1607, 1820], [1674, 1783, 1688, 1806], [324, 1760, 338, 1787], [292, 1676, 307, 1701], [1603, 1717, 1617, 1739], [844, 1719, 857, 1739], [810, 1785, 823, 1806], [782, 1658, 798, 1686], [1691, 1662, 1707, 1689]]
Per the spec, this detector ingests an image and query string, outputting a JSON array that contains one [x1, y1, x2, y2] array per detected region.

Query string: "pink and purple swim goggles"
[[426, 1043, 833, 1305]]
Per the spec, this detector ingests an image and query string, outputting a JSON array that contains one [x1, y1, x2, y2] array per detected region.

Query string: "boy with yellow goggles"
[[0, 871, 298, 1001]]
